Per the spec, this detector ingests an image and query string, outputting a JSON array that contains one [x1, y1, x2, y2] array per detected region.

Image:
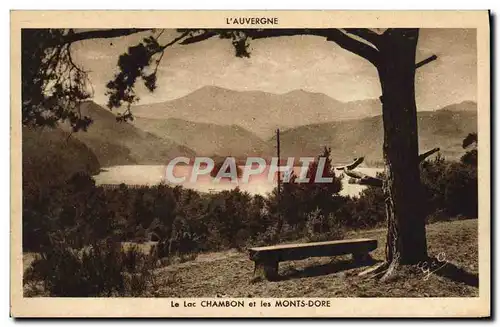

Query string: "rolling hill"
[[60, 101, 197, 166], [273, 104, 477, 164], [22, 126, 101, 192], [130, 86, 382, 139], [132, 117, 274, 159], [130, 98, 476, 164]]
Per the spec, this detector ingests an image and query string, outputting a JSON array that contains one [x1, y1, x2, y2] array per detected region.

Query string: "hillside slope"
[[133, 117, 274, 159], [62, 102, 197, 166], [274, 107, 477, 163], [22, 126, 101, 192], [148, 219, 477, 297]]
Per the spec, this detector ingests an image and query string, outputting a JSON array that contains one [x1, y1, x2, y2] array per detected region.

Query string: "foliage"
[[334, 185, 386, 230], [304, 209, 345, 242], [22, 129, 479, 296], [105, 34, 167, 119], [334, 154, 478, 229], [269, 147, 343, 230], [22, 29, 93, 131], [462, 132, 477, 149], [421, 154, 478, 218], [461, 132, 478, 166], [24, 240, 157, 297]]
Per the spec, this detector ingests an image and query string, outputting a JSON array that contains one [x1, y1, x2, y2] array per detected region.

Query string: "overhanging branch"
[[343, 28, 381, 48], [179, 30, 218, 45], [178, 28, 380, 66], [418, 147, 440, 161], [323, 29, 379, 66], [56, 29, 150, 46]]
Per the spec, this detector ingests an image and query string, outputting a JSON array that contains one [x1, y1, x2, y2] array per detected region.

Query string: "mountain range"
[[23, 87, 478, 172], [273, 108, 477, 164], [130, 86, 383, 140], [129, 86, 476, 163]]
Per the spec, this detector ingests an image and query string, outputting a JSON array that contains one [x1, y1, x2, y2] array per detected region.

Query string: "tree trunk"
[[377, 29, 428, 265]]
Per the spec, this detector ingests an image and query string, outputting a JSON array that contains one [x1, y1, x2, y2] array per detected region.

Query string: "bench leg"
[[352, 252, 372, 264], [253, 260, 279, 281]]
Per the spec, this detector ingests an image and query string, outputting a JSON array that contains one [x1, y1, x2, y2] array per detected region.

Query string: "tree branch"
[[66, 44, 86, 74], [342, 28, 381, 48], [345, 170, 384, 187], [177, 28, 380, 66], [160, 31, 190, 50], [250, 29, 380, 66], [418, 147, 440, 162], [56, 29, 150, 46], [320, 29, 379, 66], [179, 30, 218, 45], [336, 157, 365, 171], [343, 148, 440, 188], [415, 54, 438, 69]]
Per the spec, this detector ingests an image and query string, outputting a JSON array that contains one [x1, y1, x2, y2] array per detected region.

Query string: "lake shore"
[[93, 165, 383, 197]]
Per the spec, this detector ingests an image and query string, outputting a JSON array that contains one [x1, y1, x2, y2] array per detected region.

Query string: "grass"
[[149, 219, 478, 297], [23, 219, 478, 298]]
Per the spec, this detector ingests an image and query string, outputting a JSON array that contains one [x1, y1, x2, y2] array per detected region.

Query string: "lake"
[[93, 165, 383, 198]]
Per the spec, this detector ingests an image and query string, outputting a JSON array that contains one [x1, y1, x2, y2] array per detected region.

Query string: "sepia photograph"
[[10, 10, 490, 317]]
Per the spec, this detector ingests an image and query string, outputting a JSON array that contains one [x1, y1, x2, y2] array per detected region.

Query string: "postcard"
[[11, 10, 490, 317]]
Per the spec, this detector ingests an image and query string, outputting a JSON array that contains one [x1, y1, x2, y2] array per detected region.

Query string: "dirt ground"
[[148, 219, 479, 297]]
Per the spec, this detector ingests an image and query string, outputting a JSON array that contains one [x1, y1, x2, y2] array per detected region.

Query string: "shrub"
[[23, 144, 478, 288], [24, 241, 156, 297], [421, 154, 478, 218], [305, 209, 345, 242], [267, 147, 343, 231], [333, 187, 386, 230]]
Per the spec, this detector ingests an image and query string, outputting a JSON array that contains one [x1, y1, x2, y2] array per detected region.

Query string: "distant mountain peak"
[[193, 85, 236, 95], [285, 89, 312, 95], [440, 100, 477, 112], [194, 86, 329, 98]]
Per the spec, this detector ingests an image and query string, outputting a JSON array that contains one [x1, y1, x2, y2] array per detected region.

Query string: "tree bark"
[[377, 29, 428, 265]]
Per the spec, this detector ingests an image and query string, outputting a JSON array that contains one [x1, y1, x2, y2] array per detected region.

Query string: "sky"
[[72, 28, 477, 111]]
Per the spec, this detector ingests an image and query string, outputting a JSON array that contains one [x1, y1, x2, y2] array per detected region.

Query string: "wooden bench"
[[248, 238, 377, 280]]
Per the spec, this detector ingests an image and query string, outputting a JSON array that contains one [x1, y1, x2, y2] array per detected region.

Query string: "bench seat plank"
[[249, 238, 377, 281], [249, 238, 377, 263]]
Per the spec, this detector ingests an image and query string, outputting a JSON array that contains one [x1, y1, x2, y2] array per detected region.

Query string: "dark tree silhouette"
[[21, 28, 146, 130], [462, 133, 478, 149], [22, 28, 439, 276], [461, 133, 478, 166]]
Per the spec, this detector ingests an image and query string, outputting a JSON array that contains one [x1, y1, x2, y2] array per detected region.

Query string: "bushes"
[[24, 150, 475, 247], [204, 188, 267, 249], [267, 147, 343, 231], [24, 241, 158, 297], [24, 242, 155, 297], [331, 155, 478, 229], [23, 155, 478, 256], [305, 209, 345, 242], [421, 154, 478, 218], [23, 172, 119, 251], [333, 186, 386, 230]]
